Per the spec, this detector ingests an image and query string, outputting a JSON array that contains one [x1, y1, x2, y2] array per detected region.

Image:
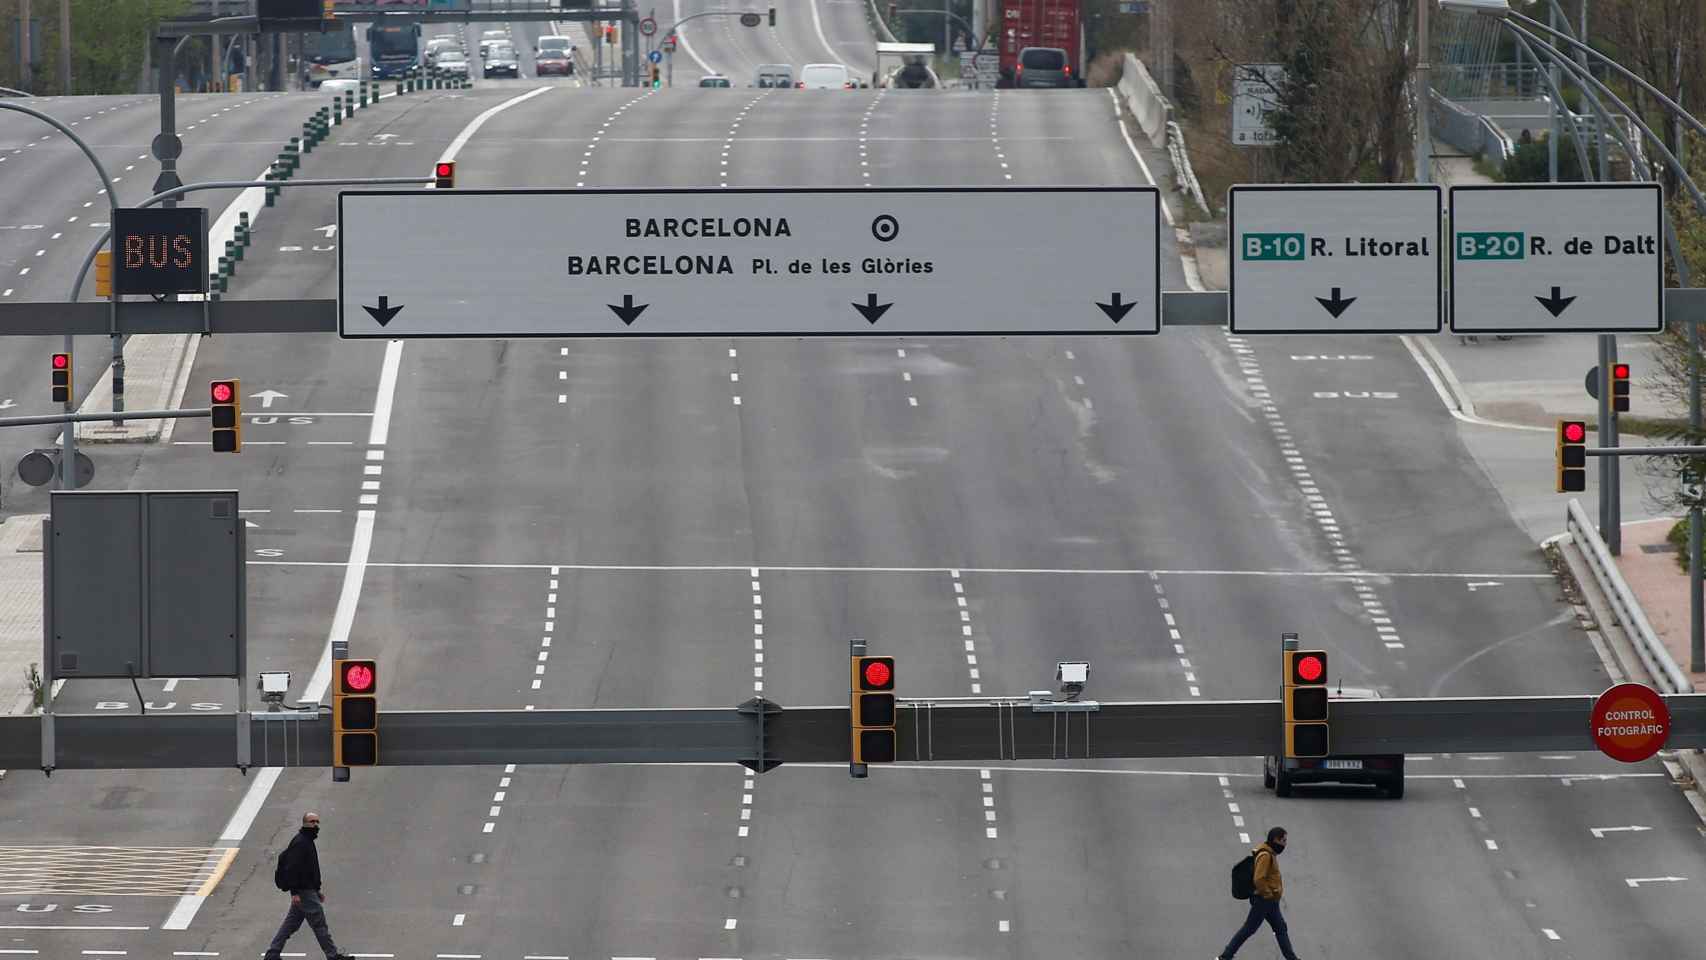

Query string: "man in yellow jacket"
[[1218, 827, 1301, 960]]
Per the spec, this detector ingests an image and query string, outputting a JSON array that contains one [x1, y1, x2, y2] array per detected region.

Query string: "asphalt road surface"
[[1, 2, 1704, 959]]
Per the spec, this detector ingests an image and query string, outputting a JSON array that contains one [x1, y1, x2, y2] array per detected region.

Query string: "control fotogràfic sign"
[[1449, 183, 1663, 334], [1590, 682, 1670, 763], [1229, 184, 1442, 334], [337, 188, 1162, 338], [113, 207, 208, 296]]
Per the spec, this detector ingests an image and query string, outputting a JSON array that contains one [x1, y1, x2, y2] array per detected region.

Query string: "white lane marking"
[[807, 0, 839, 61], [451, 915, 466, 927], [1397, 334, 1549, 433], [0, 928, 148, 932], [671, 0, 718, 75], [1542, 929, 1561, 941], [1107, 89, 1173, 227], [162, 678, 179, 692], [369, 340, 404, 446]]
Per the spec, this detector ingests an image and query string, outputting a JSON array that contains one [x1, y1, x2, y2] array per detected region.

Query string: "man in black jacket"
[[265, 813, 351, 960]]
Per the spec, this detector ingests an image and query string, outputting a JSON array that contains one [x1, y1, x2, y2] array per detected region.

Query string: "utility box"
[[47, 491, 242, 680]]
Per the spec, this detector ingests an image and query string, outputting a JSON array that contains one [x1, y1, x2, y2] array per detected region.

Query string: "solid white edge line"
[[1108, 89, 1174, 227], [672, 0, 717, 76], [1398, 334, 1550, 433], [368, 341, 404, 446], [247, 559, 1551, 579], [165, 88, 556, 934], [808, 0, 839, 63]]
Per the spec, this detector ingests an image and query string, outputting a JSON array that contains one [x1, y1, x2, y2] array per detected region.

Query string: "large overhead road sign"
[[1450, 183, 1663, 335], [338, 188, 1162, 338], [1229, 185, 1442, 334]]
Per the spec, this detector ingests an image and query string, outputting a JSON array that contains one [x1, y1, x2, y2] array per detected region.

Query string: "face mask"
[[305, 826, 320, 837], [1271, 841, 1284, 854]]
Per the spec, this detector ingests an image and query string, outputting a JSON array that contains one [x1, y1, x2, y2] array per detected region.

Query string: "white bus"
[[301, 23, 360, 89]]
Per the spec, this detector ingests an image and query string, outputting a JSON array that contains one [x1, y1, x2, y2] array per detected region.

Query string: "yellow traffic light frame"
[[332, 658, 379, 768], [210, 378, 242, 453], [1282, 649, 1329, 760], [1556, 419, 1588, 493], [51, 353, 72, 404], [851, 655, 896, 766]]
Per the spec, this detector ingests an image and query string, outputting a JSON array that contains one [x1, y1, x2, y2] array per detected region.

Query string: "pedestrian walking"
[[1218, 826, 1301, 960], [265, 813, 353, 960]]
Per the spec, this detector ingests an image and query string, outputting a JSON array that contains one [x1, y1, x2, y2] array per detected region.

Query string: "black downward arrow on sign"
[[1535, 286, 1577, 318], [608, 294, 649, 326], [1096, 292, 1136, 324], [363, 295, 404, 326], [1314, 287, 1357, 319], [852, 293, 892, 324]]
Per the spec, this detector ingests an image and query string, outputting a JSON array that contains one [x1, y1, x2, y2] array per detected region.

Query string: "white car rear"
[[798, 63, 852, 89]]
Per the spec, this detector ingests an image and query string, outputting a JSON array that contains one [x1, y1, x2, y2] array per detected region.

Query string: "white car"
[[424, 36, 461, 66], [435, 50, 470, 78], [478, 29, 510, 58], [798, 62, 853, 89], [536, 35, 574, 57]]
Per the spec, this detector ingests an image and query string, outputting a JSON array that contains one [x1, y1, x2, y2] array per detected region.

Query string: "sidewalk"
[[0, 514, 46, 717], [1613, 516, 1706, 693]]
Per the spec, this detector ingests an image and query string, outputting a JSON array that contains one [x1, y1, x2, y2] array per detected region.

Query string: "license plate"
[[1323, 759, 1363, 770]]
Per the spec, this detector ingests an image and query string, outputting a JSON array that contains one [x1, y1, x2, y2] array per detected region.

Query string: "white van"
[[798, 63, 853, 89], [536, 35, 574, 57]]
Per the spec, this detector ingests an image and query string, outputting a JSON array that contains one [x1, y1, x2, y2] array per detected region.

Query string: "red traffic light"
[[211, 381, 234, 403], [1613, 364, 1630, 379], [1295, 654, 1324, 683], [862, 659, 891, 688], [1563, 421, 1586, 443], [52, 353, 69, 370], [341, 660, 375, 693], [435, 162, 453, 178]]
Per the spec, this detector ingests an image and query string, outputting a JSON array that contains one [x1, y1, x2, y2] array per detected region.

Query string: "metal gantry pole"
[[1414, 0, 1430, 183]]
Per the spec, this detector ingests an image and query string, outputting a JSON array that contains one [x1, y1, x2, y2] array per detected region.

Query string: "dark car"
[[535, 50, 574, 77], [1264, 686, 1406, 799], [483, 43, 519, 79], [1015, 46, 1073, 88]]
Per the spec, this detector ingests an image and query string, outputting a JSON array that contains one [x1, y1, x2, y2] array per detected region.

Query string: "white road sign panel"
[[1449, 183, 1663, 334], [1229, 185, 1443, 334], [1232, 63, 1285, 147], [338, 188, 1162, 338]]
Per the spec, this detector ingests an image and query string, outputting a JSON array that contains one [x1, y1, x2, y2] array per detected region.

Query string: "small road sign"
[[1590, 682, 1670, 763], [1231, 63, 1284, 147], [639, 16, 657, 36], [1450, 183, 1664, 334], [338, 188, 1162, 338], [648, 49, 662, 64], [1229, 185, 1442, 334]]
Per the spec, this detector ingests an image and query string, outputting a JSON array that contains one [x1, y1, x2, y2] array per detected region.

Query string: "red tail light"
[[1063, 64, 1071, 76], [796, 80, 805, 88]]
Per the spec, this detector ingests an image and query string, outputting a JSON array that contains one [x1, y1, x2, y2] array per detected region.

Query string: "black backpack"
[[1230, 853, 1256, 900], [273, 848, 291, 892]]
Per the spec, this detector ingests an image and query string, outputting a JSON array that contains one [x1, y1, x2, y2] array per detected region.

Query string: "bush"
[[1670, 518, 1692, 573]]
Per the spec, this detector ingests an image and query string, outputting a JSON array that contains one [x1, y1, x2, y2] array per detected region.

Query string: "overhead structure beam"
[[2, 694, 1702, 773]]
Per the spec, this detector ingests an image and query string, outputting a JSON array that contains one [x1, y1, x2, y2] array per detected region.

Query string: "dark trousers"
[[1220, 895, 1299, 960], [265, 890, 339, 959]]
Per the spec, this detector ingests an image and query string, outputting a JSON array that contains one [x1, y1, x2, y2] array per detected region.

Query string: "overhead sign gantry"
[[337, 188, 1163, 338]]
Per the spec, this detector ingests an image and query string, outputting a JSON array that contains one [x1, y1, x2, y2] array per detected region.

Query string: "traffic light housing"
[[649, 64, 660, 87], [434, 161, 455, 189], [210, 379, 242, 453], [95, 251, 112, 298], [1612, 363, 1630, 414], [1556, 419, 1587, 493], [768, 6, 776, 26], [51, 353, 71, 404], [1283, 649, 1329, 759], [605, 24, 616, 44], [851, 655, 896, 770], [332, 658, 378, 768]]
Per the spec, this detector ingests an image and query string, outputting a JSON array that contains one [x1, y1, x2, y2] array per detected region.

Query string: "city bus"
[[301, 23, 360, 89], [368, 22, 423, 79]]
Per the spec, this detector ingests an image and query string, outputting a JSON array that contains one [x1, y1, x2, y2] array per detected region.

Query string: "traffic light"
[[649, 64, 660, 87], [210, 379, 241, 453], [51, 353, 71, 404], [434, 161, 455, 189], [851, 655, 896, 771], [888, 3, 897, 20], [1612, 363, 1631, 414], [768, 6, 776, 26], [605, 25, 616, 45], [95, 250, 111, 298], [1556, 419, 1588, 493], [332, 658, 378, 768], [1283, 649, 1329, 759]]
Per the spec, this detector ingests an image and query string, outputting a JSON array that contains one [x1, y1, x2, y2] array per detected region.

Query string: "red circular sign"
[[862, 660, 891, 688], [343, 662, 375, 693], [1296, 655, 1324, 683], [1591, 682, 1670, 763], [52, 354, 69, 370], [1564, 422, 1586, 443]]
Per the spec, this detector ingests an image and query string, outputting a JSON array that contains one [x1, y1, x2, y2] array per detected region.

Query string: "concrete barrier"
[[1117, 53, 1170, 149]]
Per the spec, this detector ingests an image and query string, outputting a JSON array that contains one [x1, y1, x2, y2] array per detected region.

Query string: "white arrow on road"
[[250, 389, 288, 409], [0, 398, 15, 410], [1625, 876, 1686, 887], [1466, 581, 1503, 591], [314, 223, 338, 239], [1591, 825, 1653, 838]]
